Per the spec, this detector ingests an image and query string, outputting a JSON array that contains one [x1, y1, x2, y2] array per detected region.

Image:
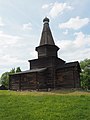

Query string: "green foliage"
[[16, 67, 21, 73], [0, 72, 9, 88], [0, 91, 90, 120], [10, 68, 15, 74], [80, 59, 90, 70], [0, 67, 22, 88], [80, 59, 90, 89]]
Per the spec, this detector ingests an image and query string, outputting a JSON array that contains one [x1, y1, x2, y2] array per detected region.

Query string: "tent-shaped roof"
[[39, 17, 55, 46]]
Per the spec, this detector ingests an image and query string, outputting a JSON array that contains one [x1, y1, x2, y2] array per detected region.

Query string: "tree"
[[80, 59, 90, 70], [0, 67, 22, 88], [16, 67, 21, 73], [10, 68, 15, 74], [0, 72, 9, 88], [80, 59, 90, 90]]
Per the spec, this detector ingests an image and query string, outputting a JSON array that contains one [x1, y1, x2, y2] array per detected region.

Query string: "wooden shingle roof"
[[10, 68, 47, 75], [40, 17, 55, 46], [57, 61, 81, 70]]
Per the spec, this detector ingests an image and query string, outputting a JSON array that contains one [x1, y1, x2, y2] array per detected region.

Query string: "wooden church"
[[9, 17, 81, 91]]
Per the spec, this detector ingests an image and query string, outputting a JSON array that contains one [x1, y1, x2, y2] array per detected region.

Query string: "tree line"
[[0, 59, 90, 90]]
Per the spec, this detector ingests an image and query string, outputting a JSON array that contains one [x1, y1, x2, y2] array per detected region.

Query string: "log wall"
[[56, 67, 80, 88]]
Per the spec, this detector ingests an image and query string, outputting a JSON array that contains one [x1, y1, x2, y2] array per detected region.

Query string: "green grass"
[[0, 90, 90, 120]]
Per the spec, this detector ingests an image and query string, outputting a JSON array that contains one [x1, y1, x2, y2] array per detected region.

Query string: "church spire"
[[39, 17, 55, 46], [36, 17, 59, 58]]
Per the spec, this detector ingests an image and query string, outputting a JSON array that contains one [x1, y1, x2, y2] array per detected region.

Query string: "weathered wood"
[[9, 17, 81, 91]]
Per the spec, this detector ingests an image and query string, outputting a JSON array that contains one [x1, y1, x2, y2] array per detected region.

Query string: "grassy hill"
[[0, 90, 90, 120]]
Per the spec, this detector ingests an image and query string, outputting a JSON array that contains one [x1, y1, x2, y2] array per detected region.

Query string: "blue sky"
[[0, 0, 90, 75]]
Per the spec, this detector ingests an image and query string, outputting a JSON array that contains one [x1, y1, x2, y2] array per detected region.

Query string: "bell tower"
[[36, 17, 59, 58], [29, 17, 65, 70]]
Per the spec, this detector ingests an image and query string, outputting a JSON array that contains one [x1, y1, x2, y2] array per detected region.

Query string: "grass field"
[[0, 90, 90, 120]]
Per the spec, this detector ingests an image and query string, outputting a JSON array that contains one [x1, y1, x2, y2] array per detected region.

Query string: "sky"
[[0, 0, 90, 75]]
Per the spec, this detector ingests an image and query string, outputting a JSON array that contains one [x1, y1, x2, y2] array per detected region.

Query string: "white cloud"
[[59, 16, 90, 30], [0, 31, 21, 46], [0, 54, 26, 75], [0, 55, 25, 66], [42, 2, 73, 18], [56, 32, 90, 62], [42, 4, 50, 9], [0, 17, 4, 26], [49, 2, 73, 18], [49, 2, 72, 18], [0, 31, 24, 74], [73, 32, 85, 47], [23, 22, 32, 30], [0, 30, 38, 75]]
